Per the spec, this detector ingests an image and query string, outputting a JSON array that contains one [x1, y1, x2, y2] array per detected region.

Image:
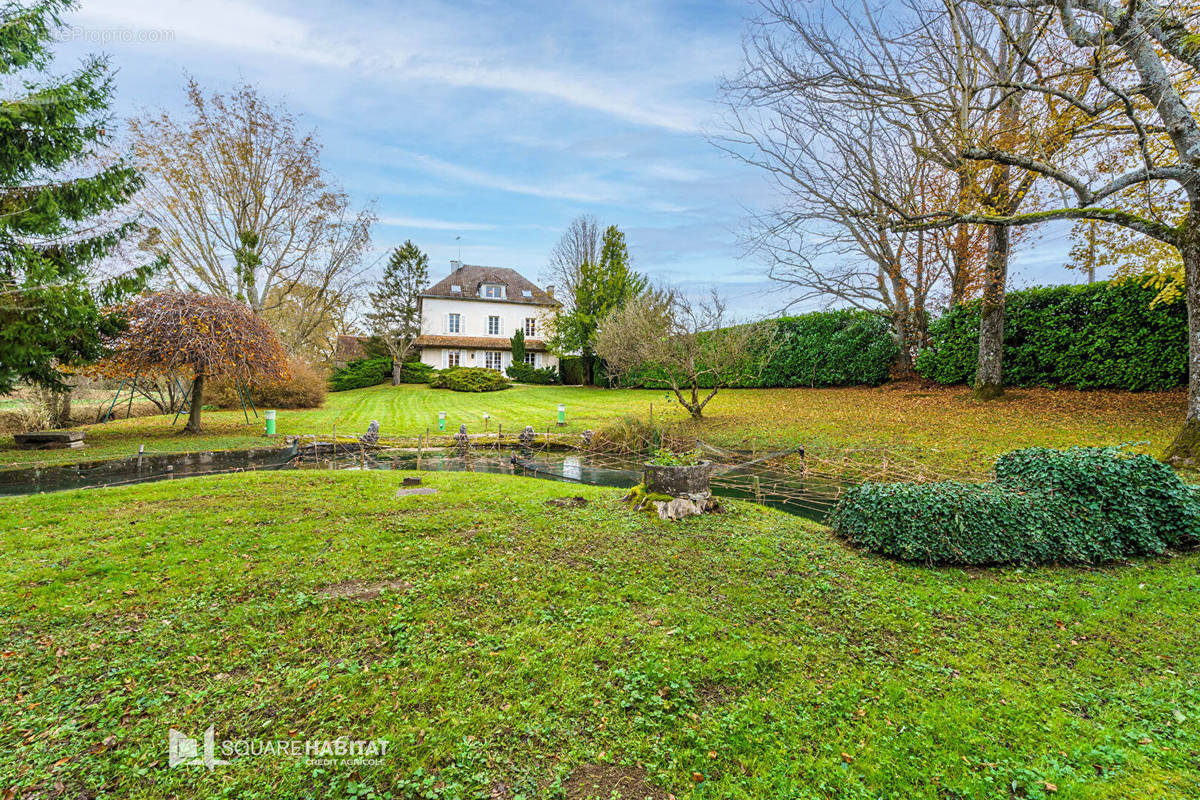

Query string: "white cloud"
[[75, 0, 707, 134], [378, 216, 498, 231], [399, 60, 702, 134], [392, 150, 625, 204], [73, 0, 352, 67]]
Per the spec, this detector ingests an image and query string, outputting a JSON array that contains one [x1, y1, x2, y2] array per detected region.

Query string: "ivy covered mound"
[[831, 447, 1200, 566]]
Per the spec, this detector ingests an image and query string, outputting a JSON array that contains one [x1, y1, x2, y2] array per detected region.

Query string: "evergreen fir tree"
[[551, 225, 646, 384], [0, 0, 157, 396], [366, 240, 429, 384]]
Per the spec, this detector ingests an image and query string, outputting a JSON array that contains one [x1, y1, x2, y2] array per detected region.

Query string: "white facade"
[[416, 296, 558, 372]]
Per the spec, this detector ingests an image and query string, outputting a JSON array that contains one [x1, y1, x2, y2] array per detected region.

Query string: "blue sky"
[[58, 0, 1082, 317]]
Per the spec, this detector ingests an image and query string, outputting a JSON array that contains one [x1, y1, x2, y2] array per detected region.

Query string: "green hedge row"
[[329, 358, 435, 391], [430, 366, 511, 393], [831, 447, 1200, 566], [617, 310, 898, 389], [329, 357, 392, 391], [506, 362, 560, 384], [915, 281, 1187, 390]]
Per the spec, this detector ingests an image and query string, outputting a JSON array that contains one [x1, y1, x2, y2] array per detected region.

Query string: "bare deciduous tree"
[[718, 89, 984, 371], [725, 0, 1064, 397], [543, 214, 601, 309], [596, 289, 773, 420], [127, 80, 374, 358], [900, 0, 1200, 459]]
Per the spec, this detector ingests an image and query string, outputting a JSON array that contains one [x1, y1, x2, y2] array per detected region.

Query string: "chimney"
[[450, 259, 462, 273], [545, 284, 555, 298]]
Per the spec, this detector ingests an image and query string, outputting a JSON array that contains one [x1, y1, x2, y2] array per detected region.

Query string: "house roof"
[[421, 265, 560, 306], [414, 335, 549, 352]]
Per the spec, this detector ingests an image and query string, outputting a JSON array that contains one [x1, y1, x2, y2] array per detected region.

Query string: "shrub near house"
[[430, 366, 510, 392]]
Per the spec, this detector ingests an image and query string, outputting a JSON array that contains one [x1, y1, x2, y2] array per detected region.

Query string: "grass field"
[[1, 470, 1196, 799], [0, 383, 1187, 474]]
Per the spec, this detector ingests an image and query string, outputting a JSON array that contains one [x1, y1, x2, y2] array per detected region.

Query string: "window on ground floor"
[[523, 352, 537, 366], [446, 350, 461, 368], [485, 351, 504, 371]]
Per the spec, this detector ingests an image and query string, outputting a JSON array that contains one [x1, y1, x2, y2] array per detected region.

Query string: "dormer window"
[[481, 284, 505, 299], [521, 289, 532, 298], [450, 284, 461, 293]]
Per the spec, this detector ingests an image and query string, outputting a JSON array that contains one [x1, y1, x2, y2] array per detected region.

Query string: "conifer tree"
[[0, 0, 156, 403], [366, 240, 429, 384], [550, 225, 646, 384]]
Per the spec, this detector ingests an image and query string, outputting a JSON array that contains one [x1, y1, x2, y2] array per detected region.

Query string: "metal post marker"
[[557, 404, 566, 427], [438, 412, 446, 432], [264, 410, 276, 436]]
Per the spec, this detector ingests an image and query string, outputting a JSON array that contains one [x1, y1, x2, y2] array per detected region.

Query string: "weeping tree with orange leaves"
[[91, 291, 289, 432]]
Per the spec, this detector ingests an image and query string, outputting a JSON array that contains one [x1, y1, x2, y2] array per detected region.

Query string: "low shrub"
[[329, 357, 391, 391], [429, 366, 510, 393], [830, 446, 1200, 566], [589, 415, 695, 454], [994, 447, 1200, 555], [647, 448, 704, 466], [397, 361, 435, 383], [207, 359, 327, 409], [506, 362, 560, 384]]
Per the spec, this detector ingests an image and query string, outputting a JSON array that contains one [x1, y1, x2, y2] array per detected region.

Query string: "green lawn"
[[1, 471, 1196, 798], [0, 383, 1187, 475]]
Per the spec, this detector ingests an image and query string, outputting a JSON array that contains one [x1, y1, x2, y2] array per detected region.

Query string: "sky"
[[55, 0, 1086, 318]]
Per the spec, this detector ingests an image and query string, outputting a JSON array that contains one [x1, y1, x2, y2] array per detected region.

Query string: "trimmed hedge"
[[506, 362, 560, 384], [758, 311, 897, 387], [397, 361, 434, 384], [430, 366, 510, 393], [329, 357, 391, 391], [617, 310, 898, 389], [915, 281, 1187, 390], [831, 446, 1200, 566]]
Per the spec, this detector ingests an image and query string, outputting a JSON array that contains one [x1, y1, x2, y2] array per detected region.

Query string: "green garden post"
[[557, 404, 566, 427], [438, 412, 446, 432], [264, 409, 276, 436]]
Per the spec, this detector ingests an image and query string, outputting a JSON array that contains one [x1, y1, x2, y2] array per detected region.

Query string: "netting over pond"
[[1, 426, 985, 521]]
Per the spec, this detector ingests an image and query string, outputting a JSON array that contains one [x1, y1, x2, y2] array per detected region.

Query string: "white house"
[[414, 261, 561, 372]]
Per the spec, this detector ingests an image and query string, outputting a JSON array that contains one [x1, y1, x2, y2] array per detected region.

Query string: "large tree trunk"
[[892, 308, 916, 377], [185, 372, 205, 433], [40, 388, 72, 428], [974, 224, 1009, 400], [1165, 202, 1200, 464]]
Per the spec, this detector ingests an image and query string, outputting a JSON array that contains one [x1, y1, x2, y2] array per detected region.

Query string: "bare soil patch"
[[561, 763, 670, 800], [317, 579, 412, 600], [546, 496, 588, 509]]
